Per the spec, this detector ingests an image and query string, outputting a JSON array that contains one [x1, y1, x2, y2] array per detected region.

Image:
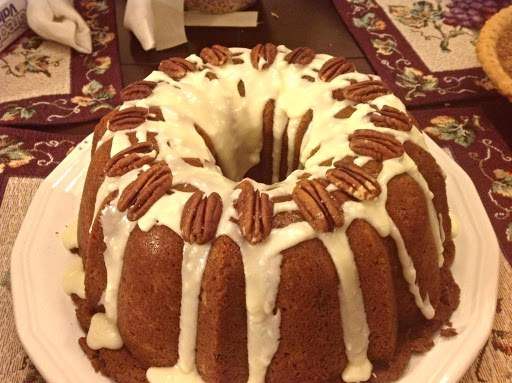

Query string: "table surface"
[[34, 0, 511, 149]]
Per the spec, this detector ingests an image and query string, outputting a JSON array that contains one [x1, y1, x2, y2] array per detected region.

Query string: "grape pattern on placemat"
[[443, 0, 511, 29]]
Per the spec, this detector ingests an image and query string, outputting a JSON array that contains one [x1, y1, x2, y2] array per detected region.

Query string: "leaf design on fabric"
[[353, 12, 386, 31], [395, 67, 439, 100], [389, 3, 431, 28], [0, 134, 35, 173], [389, 1, 471, 52], [370, 38, 397, 55], [81, 0, 109, 12], [91, 31, 115, 48], [1, 106, 36, 121], [491, 330, 512, 356], [493, 169, 512, 199], [15, 54, 53, 77], [424, 115, 482, 147], [21, 36, 44, 51], [0, 270, 10, 290], [88, 56, 111, 74], [74, 81, 116, 109]]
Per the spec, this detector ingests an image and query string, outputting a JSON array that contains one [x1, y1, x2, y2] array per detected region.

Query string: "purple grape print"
[[443, 0, 511, 29]]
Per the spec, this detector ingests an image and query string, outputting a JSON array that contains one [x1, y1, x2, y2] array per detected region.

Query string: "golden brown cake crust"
[[348, 219, 398, 363], [404, 141, 455, 267], [72, 45, 460, 383], [196, 235, 249, 383], [77, 138, 112, 260], [386, 174, 441, 326], [117, 225, 183, 368], [84, 190, 117, 310], [266, 238, 347, 383]]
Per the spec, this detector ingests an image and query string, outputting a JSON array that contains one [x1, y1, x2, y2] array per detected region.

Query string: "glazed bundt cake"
[[63, 44, 460, 383]]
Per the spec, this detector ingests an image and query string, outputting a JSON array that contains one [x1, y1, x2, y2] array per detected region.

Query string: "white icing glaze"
[[175, 243, 211, 374], [147, 366, 205, 383], [439, 213, 446, 244], [450, 213, 460, 238], [234, 221, 317, 383], [62, 256, 85, 299], [320, 231, 372, 382], [87, 313, 123, 350], [100, 204, 137, 322], [110, 131, 132, 157], [62, 219, 79, 251], [74, 46, 454, 383]]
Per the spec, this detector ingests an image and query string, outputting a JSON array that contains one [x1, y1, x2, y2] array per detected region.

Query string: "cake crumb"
[[271, 12, 279, 19], [497, 297, 503, 313], [440, 327, 458, 337]]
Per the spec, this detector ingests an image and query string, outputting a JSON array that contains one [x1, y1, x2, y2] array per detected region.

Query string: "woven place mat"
[[0, 0, 122, 126], [0, 127, 511, 382], [412, 105, 512, 267], [332, 0, 505, 106], [0, 127, 84, 206]]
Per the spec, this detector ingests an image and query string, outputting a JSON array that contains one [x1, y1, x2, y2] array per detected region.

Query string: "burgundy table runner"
[[332, 0, 508, 106], [412, 106, 512, 266], [0, 0, 122, 126]]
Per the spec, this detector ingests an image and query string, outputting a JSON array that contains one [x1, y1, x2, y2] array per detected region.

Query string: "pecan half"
[[334, 105, 357, 119], [319, 57, 355, 82], [200, 45, 231, 66], [181, 190, 223, 245], [250, 43, 278, 70], [349, 129, 404, 161], [205, 72, 218, 80], [292, 178, 343, 232], [235, 181, 274, 244], [326, 161, 381, 200], [368, 105, 413, 131], [342, 80, 391, 102], [118, 162, 172, 221], [159, 57, 196, 80], [108, 107, 148, 131], [238, 80, 245, 97], [120, 81, 157, 102], [106, 142, 157, 177], [284, 47, 315, 65], [147, 106, 165, 122]]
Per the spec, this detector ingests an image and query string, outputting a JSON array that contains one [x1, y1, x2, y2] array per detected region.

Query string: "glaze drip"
[[76, 46, 448, 383]]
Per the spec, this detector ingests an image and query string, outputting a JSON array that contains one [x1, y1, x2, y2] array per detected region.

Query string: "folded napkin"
[[125, 0, 187, 51], [27, 0, 92, 54], [124, 0, 257, 51], [124, 0, 156, 51]]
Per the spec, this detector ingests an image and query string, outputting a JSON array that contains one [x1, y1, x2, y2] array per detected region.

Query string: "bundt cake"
[[62, 44, 460, 383]]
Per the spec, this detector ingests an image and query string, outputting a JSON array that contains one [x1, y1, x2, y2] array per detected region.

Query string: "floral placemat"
[[332, 0, 510, 106], [0, 127, 84, 205], [0, 0, 122, 126], [412, 105, 512, 266]]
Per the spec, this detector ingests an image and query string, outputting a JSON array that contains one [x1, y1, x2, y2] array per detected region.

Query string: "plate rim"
[[10, 133, 500, 383]]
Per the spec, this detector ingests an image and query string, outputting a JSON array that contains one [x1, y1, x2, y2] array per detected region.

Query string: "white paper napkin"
[[124, 0, 258, 51], [124, 0, 187, 51], [26, 0, 92, 54], [124, 0, 157, 51]]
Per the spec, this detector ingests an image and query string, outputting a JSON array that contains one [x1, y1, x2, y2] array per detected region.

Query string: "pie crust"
[[477, 5, 512, 101]]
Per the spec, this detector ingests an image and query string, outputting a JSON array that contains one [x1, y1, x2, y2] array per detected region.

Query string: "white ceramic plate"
[[11, 134, 500, 383]]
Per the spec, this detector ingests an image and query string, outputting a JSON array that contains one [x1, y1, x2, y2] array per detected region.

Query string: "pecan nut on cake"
[[62, 44, 460, 383]]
